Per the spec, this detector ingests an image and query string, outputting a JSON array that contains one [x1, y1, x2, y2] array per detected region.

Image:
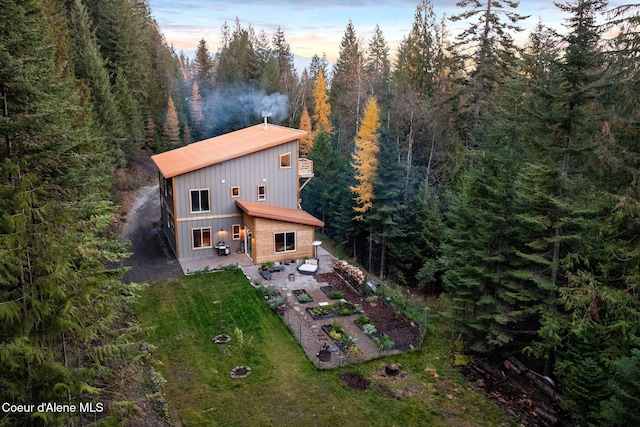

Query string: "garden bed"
[[315, 272, 422, 351], [306, 301, 361, 320], [354, 315, 397, 351], [320, 285, 344, 300], [293, 289, 313, 303]]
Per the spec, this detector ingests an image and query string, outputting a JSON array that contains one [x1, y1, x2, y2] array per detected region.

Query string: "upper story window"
[[230, 186, 240, 198], [280, 152, 292, 168], [190, 189, 210, 213], [257, 185, 267, 201]]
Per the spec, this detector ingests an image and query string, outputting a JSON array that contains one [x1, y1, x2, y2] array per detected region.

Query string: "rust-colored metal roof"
[[151, 124, 306, 178], [235, 200, 324, 227]]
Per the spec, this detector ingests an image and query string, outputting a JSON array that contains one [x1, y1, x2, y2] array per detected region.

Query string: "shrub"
[[374, 334, 395, 352], [330, 320, 344, 333], [328, 291, 344, 299], [257, 285, 279, 298], [355, 315, 370, 325], [268, 296, 286, 310], [329, 329, 342, 341], [362, 323, 377, 336], [297, 292, 312, 303], [341, 335, 356, 348], [339, 308, 352, 316]]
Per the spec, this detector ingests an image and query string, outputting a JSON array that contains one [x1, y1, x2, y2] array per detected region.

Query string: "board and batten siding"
[[172, 141, 298, 219], [171, 140, 299, 260]]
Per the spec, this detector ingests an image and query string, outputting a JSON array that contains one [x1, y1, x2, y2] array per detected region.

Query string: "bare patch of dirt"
[[339, 372, 399, 399], [316, 272, 422, 351]]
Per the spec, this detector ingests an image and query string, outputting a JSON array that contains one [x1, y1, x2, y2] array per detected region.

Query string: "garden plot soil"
[[315, 272, 422, 351]]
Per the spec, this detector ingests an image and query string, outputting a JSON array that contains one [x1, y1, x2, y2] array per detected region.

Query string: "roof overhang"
[[235, 200, 324, 227]]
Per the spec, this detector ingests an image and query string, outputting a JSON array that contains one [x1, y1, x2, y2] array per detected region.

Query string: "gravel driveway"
[[119, 184, 183, 283]]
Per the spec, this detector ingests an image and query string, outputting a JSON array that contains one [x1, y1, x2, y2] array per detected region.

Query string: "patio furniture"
[[261, 269, 272, 280], [269, 265, 285, 273], [297, 258, 318, 275]]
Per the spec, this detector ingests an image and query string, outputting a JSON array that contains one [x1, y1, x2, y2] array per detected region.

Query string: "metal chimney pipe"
[[262, 111, 272, 130]]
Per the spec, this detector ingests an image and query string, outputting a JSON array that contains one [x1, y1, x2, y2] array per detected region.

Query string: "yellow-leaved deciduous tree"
[[351, 97, 380, 220], [163, 95, 180, 145], [312, 69, 332, 134], [299, 106, 313, 157]]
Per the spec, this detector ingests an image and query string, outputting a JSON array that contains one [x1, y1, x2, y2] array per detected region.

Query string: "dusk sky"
[[147, 1, 619, 65]]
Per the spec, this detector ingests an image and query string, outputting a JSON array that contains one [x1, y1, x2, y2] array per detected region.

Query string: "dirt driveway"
[[119, 184, 182, 283]]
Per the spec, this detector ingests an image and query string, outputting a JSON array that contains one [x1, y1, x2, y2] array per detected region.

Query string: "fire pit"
[[230, 365, 251, 379]]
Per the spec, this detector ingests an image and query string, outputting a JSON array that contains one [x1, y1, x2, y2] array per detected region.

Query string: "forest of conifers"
[[1, 0, 639, 425]]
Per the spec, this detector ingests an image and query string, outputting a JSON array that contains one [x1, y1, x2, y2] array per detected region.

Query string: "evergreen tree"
[[364, 25, 391, 116], [114, 69, 145, 159], [272, 26, 296, 97], [450, 0, 528, 162], [368, 131, 405, 279], [216, 19, 260, 86], [0, 1, 133, 423], [190, 80, 204, 140], [330, 20, 364, 154], [67, 0, 127, 165], [193, 38, 215, 93], [441, 142, 520, 353]]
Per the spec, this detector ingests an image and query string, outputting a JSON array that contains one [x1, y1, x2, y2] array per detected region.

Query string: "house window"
[[190, 189, 210, 212], [192, 227, 212, 249], [232, 224, 241, 240], [230, 186, 240, 198], [280, 152, 292, 168], [257, 185, 267, 201], [274, 232, 296, 253], [167, 177, 173, 198]]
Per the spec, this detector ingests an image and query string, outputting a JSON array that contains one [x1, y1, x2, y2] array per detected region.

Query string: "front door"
[[244, 227, 253, 261]]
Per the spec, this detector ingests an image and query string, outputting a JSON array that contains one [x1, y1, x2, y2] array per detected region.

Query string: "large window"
[[257, 185, 267, 201], [190, 189, 210, 212], [192, 227, 212, 249], [274, 232, 296, 253], [280, 152, 292, 168]]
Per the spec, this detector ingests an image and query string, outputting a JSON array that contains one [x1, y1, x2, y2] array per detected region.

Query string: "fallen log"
[[534, 405, 558, 426]]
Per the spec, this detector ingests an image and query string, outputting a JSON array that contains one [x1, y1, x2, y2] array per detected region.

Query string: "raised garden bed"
[[293, 289, 313, 303], [306, 301, 361, 320], [320, 285, 344, 300], [353, 315, 397, 351], [321, 322, 357, 354]]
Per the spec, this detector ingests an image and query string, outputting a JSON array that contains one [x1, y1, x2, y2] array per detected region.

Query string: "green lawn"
[[136, 269, 514, 426]]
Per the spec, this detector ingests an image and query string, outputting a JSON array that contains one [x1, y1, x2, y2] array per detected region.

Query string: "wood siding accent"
[[251, 217, 316, 265]]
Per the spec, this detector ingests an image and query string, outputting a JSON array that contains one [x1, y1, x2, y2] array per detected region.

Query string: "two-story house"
[[150, 123, 324, 266]]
